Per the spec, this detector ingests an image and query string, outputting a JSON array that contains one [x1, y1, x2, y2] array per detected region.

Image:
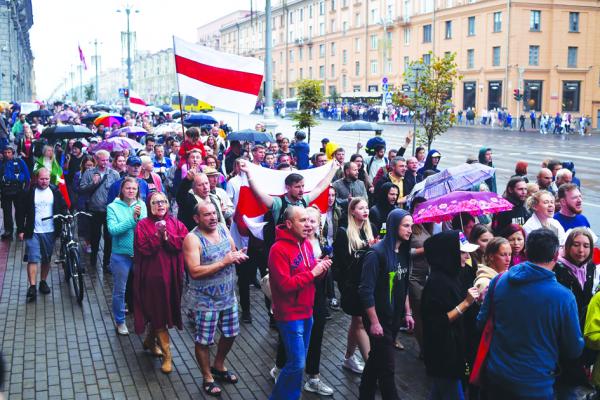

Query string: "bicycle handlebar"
[[41, 211, 92, 221]]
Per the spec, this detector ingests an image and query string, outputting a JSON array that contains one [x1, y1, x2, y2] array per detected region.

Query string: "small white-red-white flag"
[[128, 90, 147, 113], [173, 36, 264, 114]]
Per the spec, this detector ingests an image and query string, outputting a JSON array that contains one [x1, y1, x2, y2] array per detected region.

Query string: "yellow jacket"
[[584, 291, 600, 386]]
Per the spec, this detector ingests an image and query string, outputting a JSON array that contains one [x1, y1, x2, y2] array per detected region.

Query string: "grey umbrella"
[[337, 121, 384, 152]]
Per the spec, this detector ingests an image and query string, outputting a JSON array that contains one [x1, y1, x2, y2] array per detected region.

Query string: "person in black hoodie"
[[369, 182, 399, 236], [417, 149, 441, 179], [358, 209, 414, 400], [421, 230, 480, 399], [492, 176, 532, 234]]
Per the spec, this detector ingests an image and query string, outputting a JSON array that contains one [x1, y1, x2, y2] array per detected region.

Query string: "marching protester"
[[1, 146, 30, 240], [182, 200, 248, 397], [107, 177, 147, 335], [18, 168, 68, 302]]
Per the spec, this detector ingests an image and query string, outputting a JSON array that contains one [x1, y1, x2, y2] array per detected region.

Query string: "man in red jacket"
[[268, 206, 332, 400]]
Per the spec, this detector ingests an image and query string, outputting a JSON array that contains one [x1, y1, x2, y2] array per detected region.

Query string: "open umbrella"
[[144, 106, 163, 114], [81, 112, 103, 125], [40, 125, 93, 140], [153, 123, 184, 136], [91, 137, 143, 153], [410, 163, 496, 200], [27, 109, 52, 121], [159, 104, 174, 112], [94, 113, 126, 127], [92, 104, 112, 112], [413, 191, 514, 224], [110, 126, 147, 137], [338, 121, 383, 152], [227, 129, 274, 143], [183, 113, 217, 127]]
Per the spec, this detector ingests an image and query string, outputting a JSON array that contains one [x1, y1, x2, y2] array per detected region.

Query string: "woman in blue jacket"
[[107, 177, 147, 335]]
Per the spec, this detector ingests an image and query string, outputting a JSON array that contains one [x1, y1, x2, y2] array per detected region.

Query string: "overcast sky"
[[30, 0, 261, 99]]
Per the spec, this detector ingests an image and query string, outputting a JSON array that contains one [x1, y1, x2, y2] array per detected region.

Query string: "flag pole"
[[173, 36, 186, 138]]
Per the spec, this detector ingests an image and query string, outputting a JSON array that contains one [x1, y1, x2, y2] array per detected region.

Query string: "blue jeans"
[[429, 377, 464, 400], [111, 253, 133, 325], [269, 318, 313, 400]]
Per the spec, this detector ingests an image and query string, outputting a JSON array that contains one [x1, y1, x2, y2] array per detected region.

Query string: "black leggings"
[[359, 322, 398, 400], [237, 243, 270, 314]]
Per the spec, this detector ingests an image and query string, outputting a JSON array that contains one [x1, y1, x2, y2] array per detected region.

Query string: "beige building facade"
[[219, 0, 600, 128]]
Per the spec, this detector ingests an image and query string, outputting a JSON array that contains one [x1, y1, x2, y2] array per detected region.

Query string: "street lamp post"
[[91, 39, 101, 102], [117, 6, 138, 102], [410, 64, 425, 156], [263, 0, 277, 130]]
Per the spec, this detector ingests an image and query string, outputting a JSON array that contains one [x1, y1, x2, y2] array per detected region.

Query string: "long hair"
[[79, 155, 95, 175], [347, 198, 373, 253], [563, 227, 594, 266], [118, 176, 140, 201]]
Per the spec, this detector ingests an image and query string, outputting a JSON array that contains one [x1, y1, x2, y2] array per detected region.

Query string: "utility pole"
[[78, 64, 83, 103], [263, 0, 277, 130], [91, 39, 101, 102], [410, 64, 424, 156], [118, 5, 139, 103]]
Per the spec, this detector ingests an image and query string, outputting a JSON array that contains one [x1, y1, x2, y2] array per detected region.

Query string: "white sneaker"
[[116, 323, 129, 336], [269, 366, 280, 382], [304, 378, 334, 396], [342, 355, 364, 374]]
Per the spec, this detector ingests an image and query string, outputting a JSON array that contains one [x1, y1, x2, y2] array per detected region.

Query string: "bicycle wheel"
[[61, 243, 70, 282], [67, 247, 85, 304]]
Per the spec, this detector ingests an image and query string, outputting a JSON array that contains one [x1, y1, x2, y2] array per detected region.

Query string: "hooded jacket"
[[477, 261, 584, 397], [359, 209, 411, 330], [107, 198, 147, 256], [417, 149, 441, 178], [421, 230, 468, 379], [473, 264, 498, 294], [369, 182, 399, 234], [478, 147, 497, 193], [268, 225, 317, 322]]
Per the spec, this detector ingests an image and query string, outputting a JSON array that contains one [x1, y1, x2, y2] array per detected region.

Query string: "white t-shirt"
[[34, 187, 55, 233]]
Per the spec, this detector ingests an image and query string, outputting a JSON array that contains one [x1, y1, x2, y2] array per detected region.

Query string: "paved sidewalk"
[[0, 237, 429, 399]]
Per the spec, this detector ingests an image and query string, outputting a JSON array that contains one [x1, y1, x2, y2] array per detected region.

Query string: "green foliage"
[[292, 79, 324, 143], [395, 52, 461, 149], [84, 84, 95, 101], [329, 87, 339, 104], [273, 88, 283, 101]]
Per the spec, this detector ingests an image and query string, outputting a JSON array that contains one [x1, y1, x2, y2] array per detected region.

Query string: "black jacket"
[[421, 230, 468, 379], [18, 185, 68, 239], [492, 199, 531, 234], [175, 177, 223, 231]]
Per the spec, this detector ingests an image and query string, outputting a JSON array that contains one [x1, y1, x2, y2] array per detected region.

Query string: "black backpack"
[[259, 196, 308, 250]]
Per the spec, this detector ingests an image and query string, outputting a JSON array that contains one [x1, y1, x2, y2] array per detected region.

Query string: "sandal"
[[203, 380, 222, 397], [210, 367, 239, 384]]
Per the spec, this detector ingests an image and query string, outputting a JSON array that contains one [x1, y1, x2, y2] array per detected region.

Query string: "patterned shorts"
[[194, 304, 239, 345]]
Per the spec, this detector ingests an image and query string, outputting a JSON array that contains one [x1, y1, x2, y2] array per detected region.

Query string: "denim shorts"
[[25, 232, 56, 264]]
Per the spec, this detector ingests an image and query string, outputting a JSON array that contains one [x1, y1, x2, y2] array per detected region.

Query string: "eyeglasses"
[[151, 200, 168, 205]]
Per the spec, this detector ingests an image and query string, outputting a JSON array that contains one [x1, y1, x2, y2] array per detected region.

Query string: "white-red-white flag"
[[173, 36, 264, 114], [233, 162, 331, 238], [128, 90, 147, 113]]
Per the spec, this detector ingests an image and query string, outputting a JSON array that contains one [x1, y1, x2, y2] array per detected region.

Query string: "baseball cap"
[[459, 231, 479, 253], [431, 151, 442, 158], [126, 156, 142, 166]]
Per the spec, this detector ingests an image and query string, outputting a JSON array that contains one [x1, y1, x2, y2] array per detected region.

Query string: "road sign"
[[382, 77, 388, 84], [382, 83, 389, 92], [402, 84, 411, 92], [385, 92, 393, 105], [118, 88, 126, 97]]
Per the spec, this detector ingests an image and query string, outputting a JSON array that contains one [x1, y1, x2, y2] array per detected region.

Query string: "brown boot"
[[142, 329, 163, 357], [156, 329, 172, 374]]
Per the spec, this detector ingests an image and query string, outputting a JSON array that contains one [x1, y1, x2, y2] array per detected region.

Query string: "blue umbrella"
[[183, 113, 217, 127], [227, 129, 274, 143]]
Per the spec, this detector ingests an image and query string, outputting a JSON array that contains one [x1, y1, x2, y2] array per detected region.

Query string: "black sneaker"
[[26, 285, 36, 302], [39, 280, 51, 294], [242, 311, 253, 324]]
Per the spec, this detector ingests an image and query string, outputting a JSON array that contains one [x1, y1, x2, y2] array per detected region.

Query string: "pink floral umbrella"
[[413, 191, 513, 224]]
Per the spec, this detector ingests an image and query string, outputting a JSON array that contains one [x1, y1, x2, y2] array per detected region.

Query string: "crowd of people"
[[0, 100, 599, 400]]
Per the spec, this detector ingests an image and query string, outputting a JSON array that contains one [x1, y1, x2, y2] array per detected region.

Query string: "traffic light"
[[124, 88, 130, 98], [513, 89, 523, 101]]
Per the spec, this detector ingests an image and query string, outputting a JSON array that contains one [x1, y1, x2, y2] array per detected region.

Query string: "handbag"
[[469, 272, 505, 386], [260, 274, 272, 300]]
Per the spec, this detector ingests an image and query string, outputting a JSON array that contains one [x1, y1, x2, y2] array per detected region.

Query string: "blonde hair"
[[526, 189, 553, 212], [305, 206, 322, 239], [347, 198, 373, 253]]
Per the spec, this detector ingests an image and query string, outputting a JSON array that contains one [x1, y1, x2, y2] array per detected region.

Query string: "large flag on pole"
[[233, 162, 331, 237], [128, 90, 147, 113], [78, 44, 88, 70], [173, 36, 264, 114]]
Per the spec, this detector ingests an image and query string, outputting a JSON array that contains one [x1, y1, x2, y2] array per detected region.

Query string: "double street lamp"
[[117, 5, 139, 99]]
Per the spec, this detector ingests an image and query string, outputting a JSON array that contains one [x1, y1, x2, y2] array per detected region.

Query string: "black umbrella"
[[41, 125, 93, 140], [227, 129, 274, 143], [159, 104, 174, 112], [337, 121, 383, 131], [26, 109, 52, 121], [92, 104, 112, 112], [81, 112, 103, 125], [183, 113, 218, 127]]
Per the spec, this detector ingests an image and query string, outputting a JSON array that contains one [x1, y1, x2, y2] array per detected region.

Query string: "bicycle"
[[44, 211, 91, 304]]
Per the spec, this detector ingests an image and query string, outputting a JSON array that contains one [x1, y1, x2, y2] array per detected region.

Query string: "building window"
[[309, 4, 313, 18], [343, 21, 349, 32], [289, 88, 295, 97], [468, 16, 475, 36], [562, 81, 581, 111], [319, 0, 325, 15], [467, 49, 474, 68], [319, 65, 325, 78], [299, 67, 304, 79], [371, 35, 378, 49], [568, 46, 578, 67], [299, 8, 304, 21], [445, 21, 452, 39], [319, 44, 325, 58], [355, 61, 360, 76], [530, 10, 541, 31], [423, 53, 431, 65], [404, 27, 411, 45], [331, 19, 336, 32], [299, 47, 303, 61], [569, 12, 579, 32], [309, 66, 313, 78], [289, 10, 294, 24], [423, 24, 432, 43], [342, 74, 348, 90], [342, 49, 348, 64], [493, 12, 502, 32], [331, 64, 335, 77], [370, 60, 378, 74], [355, 13, 361, 27], [528, 45, 539, 66], [331, 0, 336, 11], [492, 46, 500, 66], [309, 46, 313, 60], [331, 42, 336, 56], [319, 22, 325, 35], [386, 58, 393, 73], [370, 8, 377, 24], [355, 38, 361, 52], [289, 50, 294, 63], [403, 56, 410, 72]]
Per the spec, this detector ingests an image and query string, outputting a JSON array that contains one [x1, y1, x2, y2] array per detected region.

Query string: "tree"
[[84, 84, 95, 101], [292, 79, 323, 143], [329, 87, 339, 105], [273, 88, 283, 101], [394, 52, 461, 150]]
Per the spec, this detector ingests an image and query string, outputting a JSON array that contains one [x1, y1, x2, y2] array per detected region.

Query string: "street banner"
[[173, 36, 264, 114], [234, 162, 331, 237], [128, 90, 147, 113]]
